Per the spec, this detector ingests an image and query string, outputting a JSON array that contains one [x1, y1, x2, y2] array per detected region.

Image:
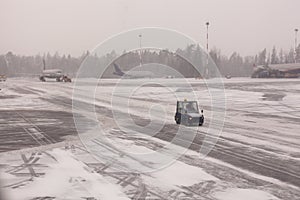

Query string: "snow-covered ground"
[[0, 77, 299, 199]]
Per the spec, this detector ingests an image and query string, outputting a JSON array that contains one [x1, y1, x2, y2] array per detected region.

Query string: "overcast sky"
[[1, 0, 299, 56]]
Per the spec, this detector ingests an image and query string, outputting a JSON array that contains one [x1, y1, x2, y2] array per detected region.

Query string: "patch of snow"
[[3, 149, 130, 200], [143, 160, 218, 190], [214, 188, 280, 200]]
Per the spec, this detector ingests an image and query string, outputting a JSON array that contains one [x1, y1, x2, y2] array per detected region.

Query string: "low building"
[[251, 63, 300, 78]]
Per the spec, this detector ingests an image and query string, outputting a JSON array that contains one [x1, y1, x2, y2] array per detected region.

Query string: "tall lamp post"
[[295, 28, 298, 63], [206, 22, 210, 78], [139, 34, 142, 67]]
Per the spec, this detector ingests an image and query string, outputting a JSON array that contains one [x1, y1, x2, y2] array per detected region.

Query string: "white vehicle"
[[40, 69, 62, 82]]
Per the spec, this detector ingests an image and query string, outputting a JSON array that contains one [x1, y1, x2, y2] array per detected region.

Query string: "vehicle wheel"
[[199, 117, 204, 126]]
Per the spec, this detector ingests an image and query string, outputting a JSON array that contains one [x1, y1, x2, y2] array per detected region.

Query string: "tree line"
[[209, 44, 300, 77], [0, 44, 299, 78]]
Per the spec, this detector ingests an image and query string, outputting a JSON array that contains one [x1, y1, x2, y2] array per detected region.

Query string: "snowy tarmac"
[[0, 77, 299, 200]]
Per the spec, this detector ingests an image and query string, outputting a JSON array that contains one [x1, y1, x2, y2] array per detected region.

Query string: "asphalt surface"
[[0, 109, 76, 152]]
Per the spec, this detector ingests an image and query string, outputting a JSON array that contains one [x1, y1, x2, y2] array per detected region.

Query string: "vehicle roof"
[[43, 69, 62, 73], [177, 100, 197, 103]]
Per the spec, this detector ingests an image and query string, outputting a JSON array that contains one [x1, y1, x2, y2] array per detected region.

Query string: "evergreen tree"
[[258, 48, 267, 65], [296, 44, 300, 63], [271, 46, 279, 64], [279, 49, 284, 64], [287, 48, 295, 63]]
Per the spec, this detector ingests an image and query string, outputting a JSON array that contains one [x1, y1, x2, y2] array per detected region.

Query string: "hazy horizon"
[[1, 0, 299, 57]]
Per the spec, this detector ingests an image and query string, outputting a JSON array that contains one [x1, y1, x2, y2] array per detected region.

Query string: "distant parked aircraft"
[[113, 63, 154, 79]]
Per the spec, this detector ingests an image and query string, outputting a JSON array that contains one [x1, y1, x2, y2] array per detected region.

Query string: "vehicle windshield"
[[182, 101, 199, 113]]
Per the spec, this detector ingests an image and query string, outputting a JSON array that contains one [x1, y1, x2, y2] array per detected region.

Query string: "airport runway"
[[0, 78, 299, 199]]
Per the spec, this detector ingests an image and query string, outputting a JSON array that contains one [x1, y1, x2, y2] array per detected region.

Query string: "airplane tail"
[[113, 63, 125, 76]]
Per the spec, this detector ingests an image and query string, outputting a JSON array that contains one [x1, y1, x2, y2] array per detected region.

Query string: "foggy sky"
[[1, 0, 299, 56]]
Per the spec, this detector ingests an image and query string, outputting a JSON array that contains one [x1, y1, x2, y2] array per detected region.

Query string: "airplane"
[[39, 59, 71, 82], [113, 63, 154, 79]]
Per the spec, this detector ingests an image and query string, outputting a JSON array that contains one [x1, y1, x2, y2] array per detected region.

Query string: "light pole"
[[139, 34, 142, 67], [295, 28, 298, 63], [206, 22, 210, 78]]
